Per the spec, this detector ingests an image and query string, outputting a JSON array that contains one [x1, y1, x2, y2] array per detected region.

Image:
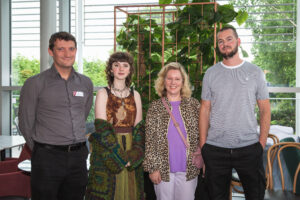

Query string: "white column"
[[0, 0, 10, 87], [76, 0, 83, 74], [59, 0, 70, 32], [296, 0, 300, 136], [0, 0, 11, 136], [40, 0, 56, 72]]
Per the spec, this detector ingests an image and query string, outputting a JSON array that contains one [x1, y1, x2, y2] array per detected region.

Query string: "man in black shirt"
[[19, 31, 93, 200]]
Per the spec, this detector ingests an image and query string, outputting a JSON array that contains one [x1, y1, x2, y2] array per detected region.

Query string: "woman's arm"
[[133, 90, 142, 126]]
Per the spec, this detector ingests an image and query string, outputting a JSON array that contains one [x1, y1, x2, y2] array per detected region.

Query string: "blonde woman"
[[144, 62, 200, 200]]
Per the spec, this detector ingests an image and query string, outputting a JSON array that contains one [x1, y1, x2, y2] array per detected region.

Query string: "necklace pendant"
[[122, 100, 125, 106]]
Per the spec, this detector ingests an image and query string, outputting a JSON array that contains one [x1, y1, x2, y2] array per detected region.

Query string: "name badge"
[[73, 91, 84, 97]]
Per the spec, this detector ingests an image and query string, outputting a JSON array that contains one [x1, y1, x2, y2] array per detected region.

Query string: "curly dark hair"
[[49, 32, 77, 51], [105, 52, 134, 87]]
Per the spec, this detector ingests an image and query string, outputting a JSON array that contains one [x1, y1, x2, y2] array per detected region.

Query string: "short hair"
[[105, 52, 135, 87], [217, 26, 239, 39], [49, 32, 77, 51], [155, 62, 192, 98]]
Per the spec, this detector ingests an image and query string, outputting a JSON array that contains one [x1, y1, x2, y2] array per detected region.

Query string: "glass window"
[[3, 0, 299, 136]]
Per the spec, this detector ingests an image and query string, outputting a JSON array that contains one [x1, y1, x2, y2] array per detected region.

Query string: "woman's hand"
[[125, 162, 131, 167], [149, 170, 161, 185]]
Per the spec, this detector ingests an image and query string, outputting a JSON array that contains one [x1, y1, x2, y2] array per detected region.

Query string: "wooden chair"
[[229, 134, 279, 199], [265, 133, 280, 189], [267, 142, 300, 195]]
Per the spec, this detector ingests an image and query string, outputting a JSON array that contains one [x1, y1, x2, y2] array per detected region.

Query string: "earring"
[[111, 72, 114, 77]]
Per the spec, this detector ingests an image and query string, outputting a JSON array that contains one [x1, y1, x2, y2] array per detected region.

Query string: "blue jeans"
[[31, 143, 89, 200], [201, 142, 266, 200]]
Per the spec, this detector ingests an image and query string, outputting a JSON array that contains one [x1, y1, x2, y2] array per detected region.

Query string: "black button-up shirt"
[[18, 65, 93, 149]]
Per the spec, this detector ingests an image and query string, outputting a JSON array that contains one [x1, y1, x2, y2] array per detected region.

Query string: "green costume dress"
[[85, 87, 145, 200]]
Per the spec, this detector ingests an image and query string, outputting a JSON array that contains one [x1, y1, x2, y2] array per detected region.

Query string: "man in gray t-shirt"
[[199, 26, 270, 200]]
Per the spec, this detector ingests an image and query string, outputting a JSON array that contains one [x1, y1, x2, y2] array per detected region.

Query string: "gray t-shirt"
[[201, 61, 269, 148]]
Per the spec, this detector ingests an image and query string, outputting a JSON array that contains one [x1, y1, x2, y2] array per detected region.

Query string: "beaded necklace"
[[111, 84, 128, 106]]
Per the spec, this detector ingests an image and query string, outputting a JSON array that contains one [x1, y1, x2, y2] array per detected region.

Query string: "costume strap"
[[130, 86, 134, 96], [104, 87, 110, 95], [161, 97, 189, 149]]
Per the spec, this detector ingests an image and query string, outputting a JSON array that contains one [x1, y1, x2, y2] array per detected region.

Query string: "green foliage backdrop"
[[116, 0, 247, 116], [12, 54, 40, 86]]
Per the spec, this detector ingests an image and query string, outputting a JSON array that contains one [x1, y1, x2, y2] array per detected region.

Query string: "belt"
[[204, 142, 259, 153], [114, 127, 133, 134], [34, 141, 86, 152]]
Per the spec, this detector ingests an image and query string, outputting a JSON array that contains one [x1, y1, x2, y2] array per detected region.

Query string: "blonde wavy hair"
[[155, 62, 192, 98]]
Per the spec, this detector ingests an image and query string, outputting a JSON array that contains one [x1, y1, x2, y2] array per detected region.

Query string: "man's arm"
[[257, 99, 271, 148], [199, 100, 211, 148], [18, 78, 38, 150]]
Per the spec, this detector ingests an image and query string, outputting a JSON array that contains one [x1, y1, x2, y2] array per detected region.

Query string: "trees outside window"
[[230, 0, 296, 130]]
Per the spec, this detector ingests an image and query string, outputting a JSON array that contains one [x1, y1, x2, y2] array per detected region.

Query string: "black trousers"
[[201, 142, 266, 200], [31, 143, 89, 200]]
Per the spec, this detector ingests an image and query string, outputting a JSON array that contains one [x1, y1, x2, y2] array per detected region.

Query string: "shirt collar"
[[50, 64, 76, 80], [221, 60, 245, 69]]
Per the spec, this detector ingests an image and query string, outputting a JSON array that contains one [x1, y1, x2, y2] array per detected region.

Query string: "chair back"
[[268, 133, 280, 144], [0, 144, 32, 198], [280, 137, 300, 194], [267, 142, 300, 194], [18, 144, 31, 163], [265, 133, 280, 189]]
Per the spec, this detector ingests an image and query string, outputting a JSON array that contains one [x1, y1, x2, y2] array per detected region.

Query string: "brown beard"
[[220, 43, 238, 60]]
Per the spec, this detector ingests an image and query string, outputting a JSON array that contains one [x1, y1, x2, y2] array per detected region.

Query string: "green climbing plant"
[[116, 0, 247, 115]]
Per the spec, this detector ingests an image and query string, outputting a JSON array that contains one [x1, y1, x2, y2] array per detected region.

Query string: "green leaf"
[[166, 21, 180, 30], [240, 46, 249, 57], [151, 53, 161, 63], [217, 4, 237, 23], [159, 0, 172, 4], [236, 10, 248, 26]]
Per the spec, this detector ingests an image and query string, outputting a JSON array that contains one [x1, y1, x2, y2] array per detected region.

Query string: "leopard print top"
[[143, 97, 200, 181]]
